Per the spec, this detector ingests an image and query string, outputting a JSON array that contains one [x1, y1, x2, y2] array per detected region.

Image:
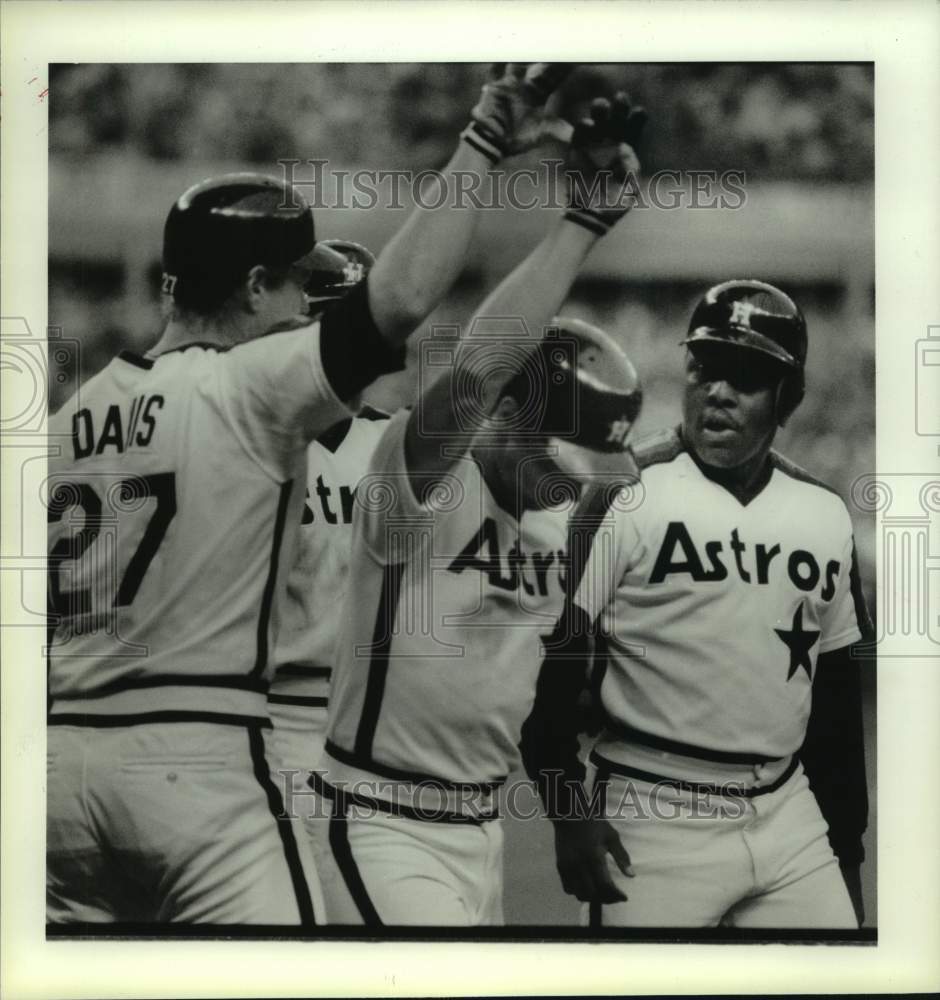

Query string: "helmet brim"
[[681, 327, 799, 369]]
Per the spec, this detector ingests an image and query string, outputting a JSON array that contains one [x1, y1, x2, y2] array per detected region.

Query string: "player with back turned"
[[521, 280, 872, 928], [45, 63, 572, 925], [310, 91, 647, 926], [268, 240, 391, 811]]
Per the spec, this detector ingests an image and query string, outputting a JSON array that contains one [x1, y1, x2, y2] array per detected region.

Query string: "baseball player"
[[46, 63, 569, 924], [269, 240, 390, 807], [310, 94, 648, 925], [521, 280, 872, 928]]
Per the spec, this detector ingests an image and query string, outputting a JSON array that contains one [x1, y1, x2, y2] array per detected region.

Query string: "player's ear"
[[774, 377, 804, 428], [243, 265, 269, 313], [493, 394, 520, 423]]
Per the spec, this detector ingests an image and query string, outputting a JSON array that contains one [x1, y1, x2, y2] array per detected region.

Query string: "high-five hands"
[[565, 93, 648, 235], [462, 68, 649, 235], [463, 63, 575, 162]]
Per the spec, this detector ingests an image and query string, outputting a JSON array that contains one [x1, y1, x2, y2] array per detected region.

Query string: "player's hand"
[[565, 93, 647, 236], [462, 63, 575, 162], [553, 817, 634, 903], [840, 863, 865, 927]]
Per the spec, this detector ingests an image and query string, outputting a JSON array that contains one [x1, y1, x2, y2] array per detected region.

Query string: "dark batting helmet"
[[681, 279, 808, 423], [501, 316, 643, 453], [304, 239, 376, 309], [162, 173, 315, 314]]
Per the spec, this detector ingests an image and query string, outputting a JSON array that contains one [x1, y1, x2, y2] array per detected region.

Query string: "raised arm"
[[405, 92, 648, 491], [367, 64, 575, 345], [316, 65, 576, 412]]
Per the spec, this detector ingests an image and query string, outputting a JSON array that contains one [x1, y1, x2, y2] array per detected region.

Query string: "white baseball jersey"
[[268, 408, 390, 738], [323, 409, 572, 788], [47, 325, 354, 722], [45, 286, 405, 925], [570, 428, 869, 763]]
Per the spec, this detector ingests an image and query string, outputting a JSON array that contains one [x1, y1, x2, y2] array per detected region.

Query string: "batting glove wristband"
[[461, 62, 575, 164], [564, 93, 647, 236]]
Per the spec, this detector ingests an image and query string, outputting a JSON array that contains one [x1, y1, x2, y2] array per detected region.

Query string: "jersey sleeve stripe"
[[352, 560, 406, 759], [274, 664, 332, 680], [247, 726, 317, 925], [251, 480, 295, 680], [849, 539, 875, 640], [267, 694, 329, 708]]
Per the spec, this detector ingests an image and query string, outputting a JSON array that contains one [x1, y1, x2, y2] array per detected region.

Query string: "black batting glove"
[[565, 93, 647, 236]]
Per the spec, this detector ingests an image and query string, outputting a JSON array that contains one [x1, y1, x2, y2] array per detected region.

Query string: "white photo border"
[[2, 1, 939, 996]]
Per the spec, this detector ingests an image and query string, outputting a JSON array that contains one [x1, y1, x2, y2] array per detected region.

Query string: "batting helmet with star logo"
[[500, 316, 643, 453], [682, 279, 808, 423], [304, 239, 376, 309]]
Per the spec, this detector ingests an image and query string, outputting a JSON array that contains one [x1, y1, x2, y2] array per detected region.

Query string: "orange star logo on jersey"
[[775, 601, 821, 681]]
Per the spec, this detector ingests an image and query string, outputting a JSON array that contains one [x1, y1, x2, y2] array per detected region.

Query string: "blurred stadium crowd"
[[50, 63, 873, 178], [48, 63, 875, 608]]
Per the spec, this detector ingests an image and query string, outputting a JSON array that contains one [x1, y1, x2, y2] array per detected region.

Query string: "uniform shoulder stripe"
[[770, 452, 842, 499], [632, 426, 685, 471], [358, 404, 391, 422], [317, 417, 353, 453], [118, 350, 154, 370], [315, 405, 390, 453]]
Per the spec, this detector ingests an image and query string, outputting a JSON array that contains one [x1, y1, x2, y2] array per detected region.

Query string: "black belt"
[[309, 771, 500, 825], [590, 749, 799, 799], [47, 710, 271, 728], [602, 718, 786, 766]]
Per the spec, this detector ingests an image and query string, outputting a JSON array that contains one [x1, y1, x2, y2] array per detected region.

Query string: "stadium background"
[[47, 63, 876, 927]]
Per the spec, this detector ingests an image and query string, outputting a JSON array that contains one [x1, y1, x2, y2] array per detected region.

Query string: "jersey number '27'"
[[47, 472, 177, 620]]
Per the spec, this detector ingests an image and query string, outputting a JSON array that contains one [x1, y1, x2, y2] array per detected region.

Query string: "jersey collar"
[[117, 350, 154, 369], [678, 425, 774, 507]]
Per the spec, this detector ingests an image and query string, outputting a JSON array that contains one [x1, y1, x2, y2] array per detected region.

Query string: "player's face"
[[249, 262, 314, 336], [682, 347, 781, 469], [489, 399, 583, 510]]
